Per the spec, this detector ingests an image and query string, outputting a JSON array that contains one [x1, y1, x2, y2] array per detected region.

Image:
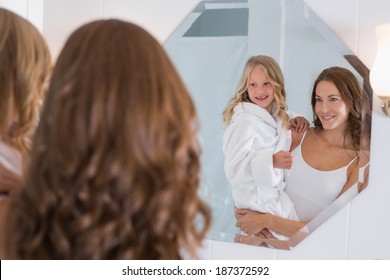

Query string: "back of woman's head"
[[311, 66, 363, 151], [8, 19, 210, 259], [0, 8, 51, 155]]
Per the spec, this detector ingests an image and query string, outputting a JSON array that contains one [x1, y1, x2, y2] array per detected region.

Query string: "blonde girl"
[[223, 55, 307, 240]]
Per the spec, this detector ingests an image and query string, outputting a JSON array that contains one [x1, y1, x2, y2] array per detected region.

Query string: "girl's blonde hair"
[[223, 55, 289, 128], [0, 8, 51, 155]]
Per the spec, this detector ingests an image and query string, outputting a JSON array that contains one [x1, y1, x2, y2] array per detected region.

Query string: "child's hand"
[[290, 116, 309, 132], [273, 150, 292, 169]]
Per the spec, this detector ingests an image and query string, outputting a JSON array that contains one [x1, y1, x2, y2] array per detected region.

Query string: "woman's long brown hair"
[[0, 8, 51, 155], [6, 19, 210, 259]]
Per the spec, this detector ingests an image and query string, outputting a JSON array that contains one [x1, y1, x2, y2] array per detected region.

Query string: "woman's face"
[[247, 66, 275, 112], [315, 80, 349, 130]]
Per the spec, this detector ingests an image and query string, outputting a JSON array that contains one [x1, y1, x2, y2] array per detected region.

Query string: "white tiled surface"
[[277, 206, 351, 259], [359, 0, 390, 40], [348, 102, 390, 259], [304, 0, 359, 53], [156, 0, 199, 43], [43, 0, 103, 58], [26, 0, 44, 32], [103, 0, 157, 37], [0, 0, 28, 17], [209, 239, 276, 260], [1, 0, 390, 259], [0, 0, 43, 32]]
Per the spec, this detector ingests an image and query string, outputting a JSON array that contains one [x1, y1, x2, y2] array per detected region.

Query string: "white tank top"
[[285, 132, 356, 222]]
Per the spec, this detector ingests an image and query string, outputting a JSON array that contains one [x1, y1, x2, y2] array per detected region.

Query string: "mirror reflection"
[[163, 0, 371, 249]]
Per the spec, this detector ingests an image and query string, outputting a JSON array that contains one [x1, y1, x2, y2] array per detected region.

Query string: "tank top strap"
[[298, 130, 308, 146], [346, 155, 359, 168]]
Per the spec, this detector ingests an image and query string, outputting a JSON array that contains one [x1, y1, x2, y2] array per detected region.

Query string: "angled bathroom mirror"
[[163, 0, 371, 249]]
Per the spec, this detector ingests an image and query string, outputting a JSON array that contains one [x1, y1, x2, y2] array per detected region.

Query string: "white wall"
[[42, 0, 201, 59], [1, 0, 389, 259], [0, 0, 44, 31]]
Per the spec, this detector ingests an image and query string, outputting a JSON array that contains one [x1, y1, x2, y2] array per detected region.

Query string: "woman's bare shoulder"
[[290, 127, 315, 151], [358, 149, 370, 167]]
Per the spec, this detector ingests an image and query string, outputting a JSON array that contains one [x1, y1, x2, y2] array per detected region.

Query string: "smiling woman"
[[235, 66, 363, 246], [291, 67, 362, 206]]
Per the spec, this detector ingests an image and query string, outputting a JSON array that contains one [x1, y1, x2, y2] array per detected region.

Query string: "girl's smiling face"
[[247, 66, 275, 112]]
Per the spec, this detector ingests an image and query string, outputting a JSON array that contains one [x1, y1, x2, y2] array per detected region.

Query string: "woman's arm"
[[358, 164, 369, 192], [235, 208, 307, 238], [357, 150, 370, 193], [234, 233, 290, 249], [338, 158, 359, 196]]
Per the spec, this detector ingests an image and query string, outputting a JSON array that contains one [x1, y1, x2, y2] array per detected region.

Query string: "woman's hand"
[[290, 116, 310, 133], [235, 209, 308, 239], [234, 208, 245, 221], [273, 150, 292, 169], [255, 228, 276, 239], [235, 209, 270, 235], [235, 234, 289, 249], [235, 208, 276, 239]]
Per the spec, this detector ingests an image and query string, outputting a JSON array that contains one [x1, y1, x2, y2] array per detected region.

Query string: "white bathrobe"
[[223, 102, 297, 224]]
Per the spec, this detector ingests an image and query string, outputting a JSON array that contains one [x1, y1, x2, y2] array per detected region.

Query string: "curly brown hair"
[[0, 8, 51, 156], [6, 19, 210, 259]]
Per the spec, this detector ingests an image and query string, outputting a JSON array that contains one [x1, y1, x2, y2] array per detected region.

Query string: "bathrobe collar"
[[232, 102, 279, 127]]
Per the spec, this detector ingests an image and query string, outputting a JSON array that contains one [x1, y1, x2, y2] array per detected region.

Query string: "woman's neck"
[[315, 125, 351, 148]]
